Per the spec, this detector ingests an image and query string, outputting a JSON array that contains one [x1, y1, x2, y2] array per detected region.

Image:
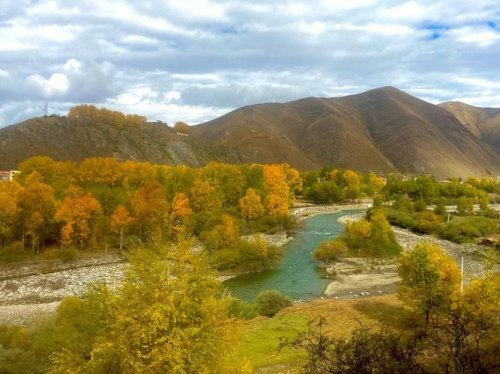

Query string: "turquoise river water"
[[224, 210, 362, 302]]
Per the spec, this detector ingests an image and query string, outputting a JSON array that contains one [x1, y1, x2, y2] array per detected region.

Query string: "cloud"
[[0, 0, 499, 127]]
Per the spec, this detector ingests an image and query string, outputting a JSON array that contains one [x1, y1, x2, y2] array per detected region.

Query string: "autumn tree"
[[0, 183, 21, 247], [17, 172, 56, 253], [111, 205, 134, 250], [398, 242, 461, 325], [204, 214, 240, 252], [239, 188, 265, 221], [129, 182, 168, 242], [55, 192, 103, 248], [77, 157, 122, 187], [49, 244, 239, 373], [190, 179, 221, 212], [263, 164, 291, 216], [169, 192, 192, 240]]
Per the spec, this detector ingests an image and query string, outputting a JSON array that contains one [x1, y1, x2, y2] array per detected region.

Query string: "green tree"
[[398, 242, 461, 325]]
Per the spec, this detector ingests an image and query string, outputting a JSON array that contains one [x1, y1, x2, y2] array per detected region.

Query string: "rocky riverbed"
[[323, 213, 493, 298]]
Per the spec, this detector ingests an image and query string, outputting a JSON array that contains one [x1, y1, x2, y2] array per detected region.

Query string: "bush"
[[441, 216, 498, 243], [229, 298, 257, 320], [313, 239, 348, 265], [60, 247, 78, 262], [255, 290, 292, 317]]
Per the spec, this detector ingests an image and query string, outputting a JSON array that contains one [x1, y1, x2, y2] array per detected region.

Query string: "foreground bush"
[[255, 290, 293, 317]]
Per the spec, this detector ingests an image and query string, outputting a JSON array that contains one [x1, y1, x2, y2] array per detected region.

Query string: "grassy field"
[[237, 294, 411, 372]]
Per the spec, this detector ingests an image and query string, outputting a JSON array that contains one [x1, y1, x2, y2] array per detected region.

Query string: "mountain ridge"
[[1, 87, 499, 178], [191, 87, 500, 178]]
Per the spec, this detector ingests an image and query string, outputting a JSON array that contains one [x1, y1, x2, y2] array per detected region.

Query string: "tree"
[[0, 184, 21, 247], [313, 239, 348, 265], [111, 205, 134, 250], [173, 121, 190, 134], [263, 165, 290, 216], [17, 172, 56, 253], [204, 214, 240, 252], [170, 192, 192, 240], [129, 182, 168, 242], [255, 290, 292, 317], [189, 179, 221, 212], [398, 242, 461, 325], [429, 272, 500, 373], [49, 244, 238, 373], [239, 188, 265, 221], [55, 193, 103, 248]]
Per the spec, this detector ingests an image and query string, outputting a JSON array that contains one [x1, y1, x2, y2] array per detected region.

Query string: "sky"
[[1, 0, 500, 127]]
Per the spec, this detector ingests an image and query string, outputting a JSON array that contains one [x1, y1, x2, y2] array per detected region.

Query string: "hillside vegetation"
[[0, 106, 251, 170]]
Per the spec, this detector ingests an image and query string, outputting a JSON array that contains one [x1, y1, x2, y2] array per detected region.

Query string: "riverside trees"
[[0, 157, 300, 270]]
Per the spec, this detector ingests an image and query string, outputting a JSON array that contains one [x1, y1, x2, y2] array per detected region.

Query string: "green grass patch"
[[236, 314, 308, 371]]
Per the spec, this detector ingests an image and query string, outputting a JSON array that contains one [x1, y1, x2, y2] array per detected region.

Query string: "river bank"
[[323, 212, 492, 298]]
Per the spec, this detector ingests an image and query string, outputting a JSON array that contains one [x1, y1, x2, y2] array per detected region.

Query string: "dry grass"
[[238, 294, 413, 372]]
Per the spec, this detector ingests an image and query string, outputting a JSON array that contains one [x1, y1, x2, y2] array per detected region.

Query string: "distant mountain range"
[[1, 87, 499, 178], [192, 87, 500, 178]]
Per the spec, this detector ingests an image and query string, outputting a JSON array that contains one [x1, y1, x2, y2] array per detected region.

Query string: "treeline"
[[382, 174, 499, 203], [302, 167, 385, 203], [0, 156, 301, 270], [68, 104, 147, 128]]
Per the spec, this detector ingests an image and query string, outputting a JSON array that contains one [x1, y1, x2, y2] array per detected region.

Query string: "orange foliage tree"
[[55, 192, 103, 248], [111, 205, 135, 250]]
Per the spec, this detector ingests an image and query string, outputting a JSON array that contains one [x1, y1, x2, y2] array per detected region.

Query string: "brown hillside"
[[192, 87, 500, 178], [0, 116, 251, 169], [440, 101, 500, 150]]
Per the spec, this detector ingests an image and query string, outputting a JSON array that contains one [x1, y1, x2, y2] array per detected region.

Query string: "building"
[[0, 170, 20, 182]]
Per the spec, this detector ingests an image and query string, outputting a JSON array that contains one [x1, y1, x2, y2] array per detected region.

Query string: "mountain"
[[439, 101, 500, 150], [191, 87, 500, 178], [1, 87, 499, 178], [0, 115, 251, 169]]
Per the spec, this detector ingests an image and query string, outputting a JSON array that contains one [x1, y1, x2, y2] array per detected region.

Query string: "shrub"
[[255, 290, 292, 317], [313, 239, 348, 265], [229, 298, 257, 320]]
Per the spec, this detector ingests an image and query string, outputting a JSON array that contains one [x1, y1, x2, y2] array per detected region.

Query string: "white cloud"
[[1, 0, 500, 127], [449, 26, 500, 46], [27, 73, 70, 97], [120, 35, 159, 46]]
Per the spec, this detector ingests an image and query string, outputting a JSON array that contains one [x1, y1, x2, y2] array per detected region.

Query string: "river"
[[224, 210, 362, 302]]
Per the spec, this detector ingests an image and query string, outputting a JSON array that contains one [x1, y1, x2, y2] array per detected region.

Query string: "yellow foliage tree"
[[55, 192, 103, 248], [398, 242, 461, 325], [49, 244, 238, 373], [239, 188, 265, 220], [190, 179, 221, 212], [17, 172, 55, 253], [263, 165, 290, 216]]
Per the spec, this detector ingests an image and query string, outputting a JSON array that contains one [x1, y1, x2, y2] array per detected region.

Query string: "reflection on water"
[[224, 210, 363, 302]]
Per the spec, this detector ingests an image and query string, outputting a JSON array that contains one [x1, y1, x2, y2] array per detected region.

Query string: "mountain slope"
[[440, 101, 500, 150], [0, 116, 250, 169], [192, 87, 500, 178]]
